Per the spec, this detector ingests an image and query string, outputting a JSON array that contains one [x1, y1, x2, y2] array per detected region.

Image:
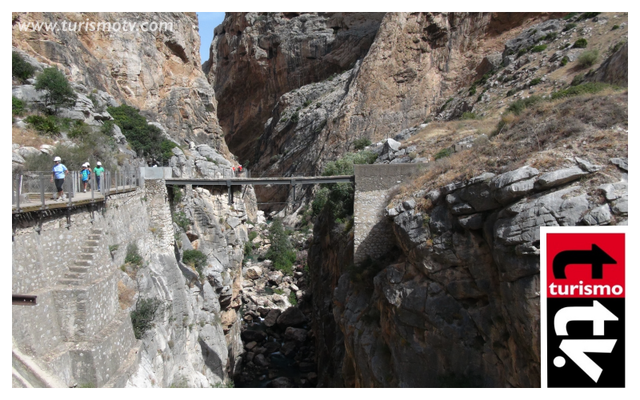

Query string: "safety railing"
[[12, 168, 139, 212]]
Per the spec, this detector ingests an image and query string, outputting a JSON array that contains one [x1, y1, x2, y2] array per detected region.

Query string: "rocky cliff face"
[[207, 12, 557, 208], [207, 12, 384, 164], [12, 12, 258, 388], [13, 12, 227, 153], [310, 156, 627, 387]]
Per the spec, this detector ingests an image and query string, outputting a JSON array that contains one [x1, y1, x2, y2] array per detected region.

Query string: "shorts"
[[55, 178, 65, 192]]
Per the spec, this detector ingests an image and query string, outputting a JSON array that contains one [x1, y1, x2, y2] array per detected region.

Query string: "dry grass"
[[118, 280, 136, 310], [12, 126, 54, 148], [394, 91, 627, 204]]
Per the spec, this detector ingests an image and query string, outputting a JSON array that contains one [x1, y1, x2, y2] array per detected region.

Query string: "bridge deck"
[[12, 186, 137, 214], [165, 175, 354, 186]]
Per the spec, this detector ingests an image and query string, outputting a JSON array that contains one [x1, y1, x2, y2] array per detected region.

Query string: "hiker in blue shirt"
[[93, 161, 104, 192], [50, 156, 68, 201], [81, 163, 91, 192]]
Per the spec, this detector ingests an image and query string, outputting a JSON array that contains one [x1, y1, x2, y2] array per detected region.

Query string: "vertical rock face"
[[13, 12, 226, 151], [208, 12, 552, 209], [310, 157, 627, 387], [207, 12, 385, 163]]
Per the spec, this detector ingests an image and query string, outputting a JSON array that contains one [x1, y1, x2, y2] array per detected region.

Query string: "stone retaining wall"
[[353, 164, 422, 264]]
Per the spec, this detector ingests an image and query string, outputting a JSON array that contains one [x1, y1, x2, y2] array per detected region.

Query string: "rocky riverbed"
[[234, 223, 317, 387]]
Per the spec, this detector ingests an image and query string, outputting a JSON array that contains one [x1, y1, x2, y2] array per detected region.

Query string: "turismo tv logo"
[[545, 232, 625, 387]]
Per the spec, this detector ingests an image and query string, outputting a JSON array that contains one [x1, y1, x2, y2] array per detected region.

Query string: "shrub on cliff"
[[107, 104, 176, 163], [265, 218, 296, 275], [12, 51, 36, 83], [577, 49, 599, 68], [316, 150, 377, 220], [130, 297, 162, 339], [353, 137, 371, 151], [35, 67, 77, 113]]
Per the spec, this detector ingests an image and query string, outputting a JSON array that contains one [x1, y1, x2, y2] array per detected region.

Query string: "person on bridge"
[[81, 163, 91, 192], [50, 156, 68, 201], [94, 161, 104, 192]]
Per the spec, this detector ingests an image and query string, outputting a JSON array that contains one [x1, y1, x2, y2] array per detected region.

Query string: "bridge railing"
[[11, 168, 139, 212]]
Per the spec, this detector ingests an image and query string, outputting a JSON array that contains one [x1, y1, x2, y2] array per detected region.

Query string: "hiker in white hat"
[[93, 161, 104, 192], [50, 156, 68, 201], [81, 162, 91, 192]]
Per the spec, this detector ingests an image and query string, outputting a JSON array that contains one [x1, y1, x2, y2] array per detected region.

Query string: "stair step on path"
[[69, 266, 89, 273]]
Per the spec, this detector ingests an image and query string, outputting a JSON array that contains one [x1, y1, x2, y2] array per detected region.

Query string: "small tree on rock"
[[35, 67, 77, 113]]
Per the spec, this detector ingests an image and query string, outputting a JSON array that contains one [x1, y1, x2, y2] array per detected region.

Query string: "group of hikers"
[[51, 156, 104, 201]]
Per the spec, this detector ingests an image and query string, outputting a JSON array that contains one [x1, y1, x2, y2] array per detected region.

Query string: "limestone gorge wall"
[[13, 12, 228, 153], [12, 11, 257, 388], [207, 12, 556, 207], [310, 159, 628, 387], [12, 174, 256, 387]]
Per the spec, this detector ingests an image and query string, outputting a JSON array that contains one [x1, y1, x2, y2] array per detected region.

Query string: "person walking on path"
[[51, 156, 68, 201], [81, 163, 91, 192], [94, 161, 104, 192]]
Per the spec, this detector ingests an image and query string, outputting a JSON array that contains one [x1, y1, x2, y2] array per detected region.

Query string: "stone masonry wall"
[[353, 164, 423, 264], [12, 188, 153, 387]]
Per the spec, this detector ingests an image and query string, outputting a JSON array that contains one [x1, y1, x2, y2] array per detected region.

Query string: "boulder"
[[276, 307, 306, 327], [582, 205, 613, 226], [284, 327, 308, 342], [254, 353, 270, 367], [245, 266, 263, 280], [534, 166, 587, 190], [241, 330, 267, 343], [264, 309, 281, 327]]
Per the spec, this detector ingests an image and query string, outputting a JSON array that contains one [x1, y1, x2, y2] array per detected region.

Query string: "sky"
[[196, 12, 225, 63]]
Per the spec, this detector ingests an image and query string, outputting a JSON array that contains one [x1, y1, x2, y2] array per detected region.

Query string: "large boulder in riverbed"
[[276, 307, 306, 328]]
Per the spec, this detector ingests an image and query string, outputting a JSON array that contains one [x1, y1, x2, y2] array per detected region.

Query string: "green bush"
[[551, 82, 613, 100], [353, 137, 372, 151], [67, 120, 91, 140], [543, 32, 558, 42], [248, 231, 258, 242], [311, 187, 330, 217], [265, 219, 297, 275], [563, 23, 577, 32], [571, 73, 585, 86], [469, 85, 477, 95], [560, 56, 569, 66], [130, 298, 162, 339], [506, 95, 543, 115], [288, 291, 298, 306], [434, 148, 453, 160], [322, 151, 377, 176], [100, 120, 115, 136], [611, 24, 620, 30], [25, 115, 60, 135], [609, 42, 625, 54], [506, 89, 517, 97], [563, 12, 578, 20], [12, 52, 36, 83], [182, 249, 207, 271], [12, 96, 26, 116], [517, 47, 529, 58], [173, 211, 191, 231], [35, 67, 77, 113], [107, 104, 166, 160], [460, 112, 477, 120], [573, 38, 588, 48], [290, 112, 299, 124], [528, 78, 542, 87], [125, 243, 143, 266], [578, 12, 600, 21], [160, 140, 177, 160], [172, 185, 183, 203], [577, 49, 599, 68], [23, 131, 117, 172], [531, 44, 547, 53]]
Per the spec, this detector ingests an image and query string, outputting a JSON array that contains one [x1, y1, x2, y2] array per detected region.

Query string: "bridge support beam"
[[227, 180, 233, 205]]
